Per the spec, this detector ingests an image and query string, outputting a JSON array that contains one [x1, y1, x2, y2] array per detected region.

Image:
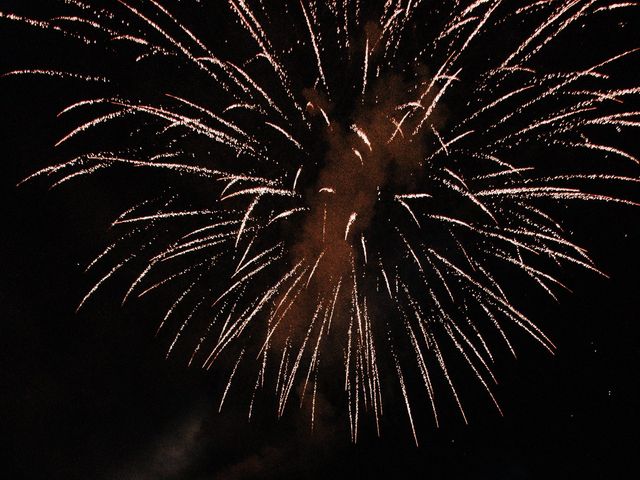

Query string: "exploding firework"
[[2, 0, 639, 444]]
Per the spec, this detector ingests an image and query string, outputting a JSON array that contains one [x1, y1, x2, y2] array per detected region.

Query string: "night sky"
[[1, 2, 639, 479]]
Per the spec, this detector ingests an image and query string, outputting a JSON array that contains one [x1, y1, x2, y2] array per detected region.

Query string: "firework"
[[3, 0, 639, 444]]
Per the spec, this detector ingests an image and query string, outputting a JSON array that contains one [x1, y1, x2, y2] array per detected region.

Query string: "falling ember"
[[344, 213, 358, 241], [3, 0, 640, 442]]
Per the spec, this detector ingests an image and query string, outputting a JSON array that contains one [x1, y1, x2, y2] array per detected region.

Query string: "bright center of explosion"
[[294, 89, 427, 284]]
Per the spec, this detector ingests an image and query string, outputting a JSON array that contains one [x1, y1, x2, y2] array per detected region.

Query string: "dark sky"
[[1, 2, 639, 479]]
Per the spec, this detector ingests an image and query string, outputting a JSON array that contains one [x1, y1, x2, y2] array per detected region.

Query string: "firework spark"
[[3, 0, 639, 443]]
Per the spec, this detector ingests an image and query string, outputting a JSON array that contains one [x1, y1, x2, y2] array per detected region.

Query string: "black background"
[[1, 2, 639, 479]]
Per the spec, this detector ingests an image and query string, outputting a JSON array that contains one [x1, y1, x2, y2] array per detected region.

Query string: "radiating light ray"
[[2, 69, 108, 83]]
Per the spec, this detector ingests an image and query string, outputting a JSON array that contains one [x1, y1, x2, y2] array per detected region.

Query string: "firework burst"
[[3, 0, 639, 444]]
